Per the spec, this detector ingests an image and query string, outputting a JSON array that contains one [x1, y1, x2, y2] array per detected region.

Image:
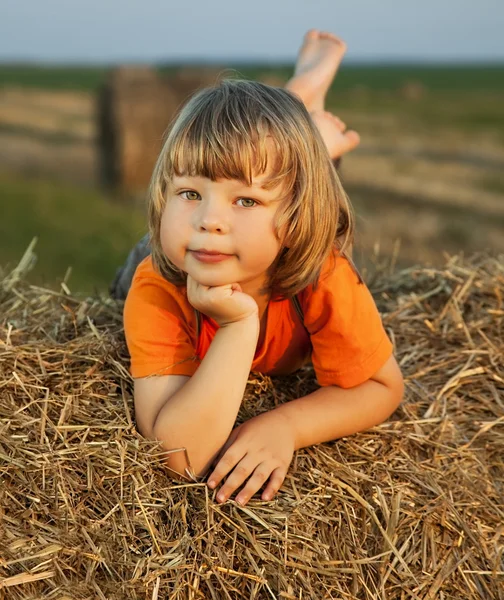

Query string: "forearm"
[[153, 316, 259, 478], [272, 379, 403, 451]]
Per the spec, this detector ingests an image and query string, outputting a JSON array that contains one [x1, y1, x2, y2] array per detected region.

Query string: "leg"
[[284, 30, 360, 161], [110, 233, 150, 300], [286, 29, 346, 113]]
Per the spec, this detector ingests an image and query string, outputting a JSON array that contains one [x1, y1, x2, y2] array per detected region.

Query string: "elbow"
[[135, 415, 155, 441], [388, 370, 405, 415], [151, 420, 215, 481], [372, 355, 405, 418]]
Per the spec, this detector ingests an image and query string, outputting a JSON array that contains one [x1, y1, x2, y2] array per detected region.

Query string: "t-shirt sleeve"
[[123, 270, 200, 379], [302, 253, 393, 388]]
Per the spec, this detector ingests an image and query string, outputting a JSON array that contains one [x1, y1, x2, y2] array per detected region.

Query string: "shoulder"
[[298, 249, 382, 338], [123, 256, 199, 379], [126, 256, 188, 306], [301, 250, 362, 307], [124, 256, 193, 328], [298, 251, 393, 388]]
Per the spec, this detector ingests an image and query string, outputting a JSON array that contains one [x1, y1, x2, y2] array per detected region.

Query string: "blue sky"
[[1, 0, 503, 63]]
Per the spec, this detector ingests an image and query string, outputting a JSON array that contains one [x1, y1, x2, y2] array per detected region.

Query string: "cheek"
[[238, 216, 281, 262], [160, 203, 186, 260]]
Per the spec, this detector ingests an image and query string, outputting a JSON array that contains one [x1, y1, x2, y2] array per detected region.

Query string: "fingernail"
[[208, 480, 215, 489]]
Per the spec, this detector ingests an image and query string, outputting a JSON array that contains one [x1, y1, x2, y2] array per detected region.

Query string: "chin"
[[184, 266, 233, 287]]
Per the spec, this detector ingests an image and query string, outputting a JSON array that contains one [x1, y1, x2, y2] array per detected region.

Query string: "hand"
[[206, 410, 296, 506], [187, 274, 259, 327]]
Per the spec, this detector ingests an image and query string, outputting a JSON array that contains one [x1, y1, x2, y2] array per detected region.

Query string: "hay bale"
[[98, 67, 222, 195], [399, 80, 427, 101], [98, 66, 180, 194], [1, 249, 503, 599]]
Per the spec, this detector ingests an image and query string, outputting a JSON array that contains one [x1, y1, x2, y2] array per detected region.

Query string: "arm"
[[132, 273, 261, 480], [203, 354, 403, 506], [270, 354, 404, 450], [149, 315, 259, 478]]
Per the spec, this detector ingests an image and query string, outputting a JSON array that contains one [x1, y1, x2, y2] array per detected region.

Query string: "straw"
[[1, 248, 502, 599]]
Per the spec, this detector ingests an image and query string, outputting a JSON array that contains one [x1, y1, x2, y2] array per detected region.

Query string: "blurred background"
[[1, 0, 503, 295]]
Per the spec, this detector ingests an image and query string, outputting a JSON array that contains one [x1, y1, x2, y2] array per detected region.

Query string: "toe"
[[304, 29, 319, 41], [332, 115, 346, 130], [345, 130, 361, 150], [321, 32, 347, 49]]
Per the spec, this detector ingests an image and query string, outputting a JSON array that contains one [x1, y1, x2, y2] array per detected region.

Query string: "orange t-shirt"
[[123, 253, 393, 388]]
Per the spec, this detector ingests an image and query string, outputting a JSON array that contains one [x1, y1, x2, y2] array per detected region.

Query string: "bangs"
[[162, 84, 298, 192]]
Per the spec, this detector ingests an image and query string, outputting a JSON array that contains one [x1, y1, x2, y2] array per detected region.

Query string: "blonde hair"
[[148, 79, 355, 298]]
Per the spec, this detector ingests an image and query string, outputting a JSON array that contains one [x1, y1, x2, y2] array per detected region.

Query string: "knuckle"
[[270, 471, 286, 486], [252, 469, 270, 482], [234, 464, 250, 478], [219, 455, 237, 470]]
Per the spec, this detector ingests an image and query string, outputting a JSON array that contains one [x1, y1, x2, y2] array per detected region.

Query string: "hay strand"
[[1, 252, 502, 598]]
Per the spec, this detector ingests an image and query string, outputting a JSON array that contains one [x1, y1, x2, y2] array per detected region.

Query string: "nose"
[[193, 199, 230, 234]]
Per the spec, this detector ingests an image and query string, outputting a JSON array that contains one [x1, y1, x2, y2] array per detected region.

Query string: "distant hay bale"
[[98, 67, 223, 194], [98, 67, 178, 194], [399, 80, 427, 101], [1, 249, 503, 599]]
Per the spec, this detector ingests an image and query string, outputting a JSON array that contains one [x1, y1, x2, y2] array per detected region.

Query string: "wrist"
[[219, 313, 259, 331], [270, 406, 299, 449]]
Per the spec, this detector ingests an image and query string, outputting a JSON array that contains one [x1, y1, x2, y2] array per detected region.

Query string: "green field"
[[1, 63, 504, 92], [0, 174, 146, 295]]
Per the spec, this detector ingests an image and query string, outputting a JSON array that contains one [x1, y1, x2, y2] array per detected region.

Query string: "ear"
[[276, 222, 291, 249]]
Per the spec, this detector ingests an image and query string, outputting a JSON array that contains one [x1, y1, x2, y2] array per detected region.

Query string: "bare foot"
[[286, 30, 347, 113], [311, 110, 360, 160]]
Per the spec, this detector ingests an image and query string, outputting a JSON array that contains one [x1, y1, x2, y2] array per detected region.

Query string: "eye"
[[236, 197, 257, 208], [181, 190, 200, 201]]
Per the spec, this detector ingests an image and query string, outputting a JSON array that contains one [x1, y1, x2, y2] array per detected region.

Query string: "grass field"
[[1, 63, 504, 92], [0, 174, 146, 294]]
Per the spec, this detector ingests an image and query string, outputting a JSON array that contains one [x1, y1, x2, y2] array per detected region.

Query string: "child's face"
[[160, 170, 287, 297]]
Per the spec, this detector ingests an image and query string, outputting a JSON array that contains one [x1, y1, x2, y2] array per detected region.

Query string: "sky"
[[1, 0, 504, 64]]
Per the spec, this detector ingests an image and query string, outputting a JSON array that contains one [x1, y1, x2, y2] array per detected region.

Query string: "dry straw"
[[0, 244, 503, 599]]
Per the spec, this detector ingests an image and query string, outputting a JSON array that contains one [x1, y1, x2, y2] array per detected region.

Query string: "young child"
[[123, 32, 404, 507], [110, 31, 360, 300]]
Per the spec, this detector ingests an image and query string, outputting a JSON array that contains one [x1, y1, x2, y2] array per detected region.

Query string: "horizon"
[[2, 58, 504, 68]]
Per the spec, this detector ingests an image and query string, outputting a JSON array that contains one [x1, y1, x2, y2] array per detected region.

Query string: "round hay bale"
[[0, 249, 503, 598], [98, 67, 180, 194], [399, 80, 427, 101], [97, 67, 227, 196]]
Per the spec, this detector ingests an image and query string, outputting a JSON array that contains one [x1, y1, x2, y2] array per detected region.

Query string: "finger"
[[209, 440, 233, 473], [210, 425, 242, 470], [215, 454, 257, 503], [235, 462, 272, 506], [207, 446, 246, 492], [260, 466, 287, 502]]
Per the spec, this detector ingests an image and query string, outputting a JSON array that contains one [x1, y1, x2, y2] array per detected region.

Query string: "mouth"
[[189, 249, 233, 263], [191, 248, 232, 255]]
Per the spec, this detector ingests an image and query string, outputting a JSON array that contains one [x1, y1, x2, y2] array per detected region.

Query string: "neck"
[[239, 279, 271, 321]]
